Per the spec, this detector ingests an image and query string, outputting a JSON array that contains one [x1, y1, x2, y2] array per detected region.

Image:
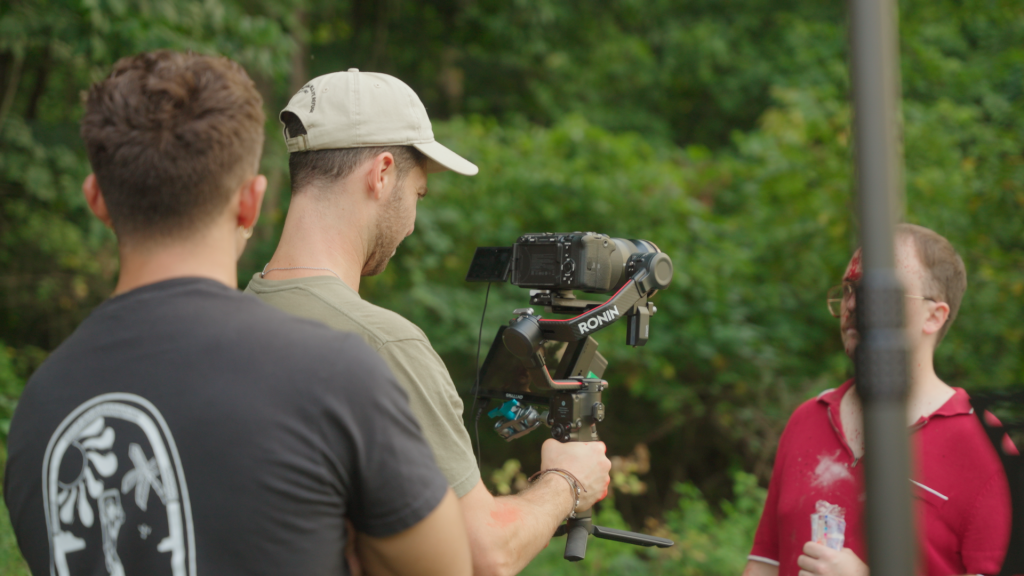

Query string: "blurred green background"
[[1, 0, 1022, 574]]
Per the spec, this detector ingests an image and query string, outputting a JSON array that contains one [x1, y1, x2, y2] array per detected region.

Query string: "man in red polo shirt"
[[742, 224, 1013, 576]]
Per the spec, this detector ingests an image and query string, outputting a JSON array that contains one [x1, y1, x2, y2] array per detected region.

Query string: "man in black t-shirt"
[[3, 50, 471, 576]]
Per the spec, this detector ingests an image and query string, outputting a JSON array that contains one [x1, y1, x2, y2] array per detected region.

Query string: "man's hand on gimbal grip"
[[539, 439, 612, 512]]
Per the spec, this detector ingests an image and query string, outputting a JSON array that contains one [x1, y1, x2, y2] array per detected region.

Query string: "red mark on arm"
[[489, 503, 521, 528]]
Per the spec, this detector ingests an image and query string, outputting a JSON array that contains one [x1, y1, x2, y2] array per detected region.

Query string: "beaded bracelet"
[[529, 468, 588, 520]]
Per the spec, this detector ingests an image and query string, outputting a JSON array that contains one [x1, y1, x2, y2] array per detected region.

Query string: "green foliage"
[[0, 343, 24, 443], [0, 496, 29, 576], [0, 343, 28, 575], [2, 0, 1023, 573], [518, 470, 766, 575], [305, 0, 849, 146], [0, 115, 113, 351], [659, 471, 767, 576]]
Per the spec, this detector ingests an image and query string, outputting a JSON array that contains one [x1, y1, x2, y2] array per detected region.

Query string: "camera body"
[[510, 232, 660, 293]]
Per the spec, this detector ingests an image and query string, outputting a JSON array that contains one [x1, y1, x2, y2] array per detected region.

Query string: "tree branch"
[[25, 45, 51, 121], [0, 50, 25, 135]]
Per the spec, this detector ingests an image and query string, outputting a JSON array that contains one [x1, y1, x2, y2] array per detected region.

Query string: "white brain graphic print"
[[42, 393, 194, 576]]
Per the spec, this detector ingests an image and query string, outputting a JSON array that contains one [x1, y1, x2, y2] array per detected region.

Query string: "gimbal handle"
[[555, 516, 675, 561]]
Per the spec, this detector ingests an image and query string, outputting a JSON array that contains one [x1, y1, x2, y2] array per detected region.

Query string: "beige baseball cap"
[[280, 68, 478, 176]]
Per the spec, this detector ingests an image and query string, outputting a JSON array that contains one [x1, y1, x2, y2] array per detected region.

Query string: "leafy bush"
[[0, 343, 28, 576], [658, 471, 767, 576], [0, 343, 24, 442], [0, 497, 29, 576]]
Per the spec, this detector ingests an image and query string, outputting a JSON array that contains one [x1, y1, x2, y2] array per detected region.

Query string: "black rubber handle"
[[564, 523, 591, 561], [592, 525, 674, 548]]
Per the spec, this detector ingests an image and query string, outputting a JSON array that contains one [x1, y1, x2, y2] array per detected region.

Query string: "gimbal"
[[471, 247, 675, 560]]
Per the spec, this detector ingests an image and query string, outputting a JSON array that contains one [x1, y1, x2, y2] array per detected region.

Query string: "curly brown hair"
[[81, 50, 265, 241]]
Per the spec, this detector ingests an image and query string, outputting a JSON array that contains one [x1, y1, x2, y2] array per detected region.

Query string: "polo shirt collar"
[[910, 386, 973, 430], [816, 379, 974, 431], [817, 379, 856, 461], [817, 379, 854, 409]]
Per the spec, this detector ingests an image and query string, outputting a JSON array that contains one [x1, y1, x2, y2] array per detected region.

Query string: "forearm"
[[462, 475, 573, 576]]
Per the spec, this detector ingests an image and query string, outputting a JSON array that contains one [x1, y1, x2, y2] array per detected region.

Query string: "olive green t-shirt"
[[245, 274, 480, 498]]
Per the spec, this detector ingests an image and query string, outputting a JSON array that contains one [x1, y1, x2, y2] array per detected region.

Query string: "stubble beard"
[[842, 309, 859, 359], [843, 327, 860, 359], [361, 188, 408, 277]]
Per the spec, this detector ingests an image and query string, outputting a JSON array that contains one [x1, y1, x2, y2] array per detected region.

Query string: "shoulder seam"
[[272, 284, 416, 347], [300, 285, 387, 341], [377, 337, 431, 347]]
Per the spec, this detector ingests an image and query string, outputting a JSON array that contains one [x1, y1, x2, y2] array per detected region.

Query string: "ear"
[[82, 174, 114, 229], [921, 300, 950, 337], [237, 174, 267, 229], [364, 152, 397, 201]]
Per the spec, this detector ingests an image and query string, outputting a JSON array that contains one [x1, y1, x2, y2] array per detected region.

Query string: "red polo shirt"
[[749, 379, 1013, 575]]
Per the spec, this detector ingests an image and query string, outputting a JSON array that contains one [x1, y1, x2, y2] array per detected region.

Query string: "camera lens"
[[607, 238, 661, 292]]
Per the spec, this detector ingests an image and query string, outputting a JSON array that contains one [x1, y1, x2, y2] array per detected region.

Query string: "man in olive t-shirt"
[[247, 70, 612, 576]]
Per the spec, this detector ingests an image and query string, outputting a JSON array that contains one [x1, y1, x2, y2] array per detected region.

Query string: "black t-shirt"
[[4, 278, 449, 576]]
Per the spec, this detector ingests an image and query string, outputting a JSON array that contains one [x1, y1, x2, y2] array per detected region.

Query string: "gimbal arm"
[[504, 266, 667, 350], [503, 255, 673, 367]]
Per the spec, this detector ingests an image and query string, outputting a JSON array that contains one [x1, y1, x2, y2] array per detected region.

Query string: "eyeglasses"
[[827, 283, 935, 318]]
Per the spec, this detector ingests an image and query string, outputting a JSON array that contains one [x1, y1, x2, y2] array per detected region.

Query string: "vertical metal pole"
[[849, 1, 917, 575]]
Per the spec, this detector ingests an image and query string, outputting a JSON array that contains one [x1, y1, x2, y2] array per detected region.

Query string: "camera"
[[466, 230, 674, 395], [466, 232, 673, 297], [510, 232, 667, 293]]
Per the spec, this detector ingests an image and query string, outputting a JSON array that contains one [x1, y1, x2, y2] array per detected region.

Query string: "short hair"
[[80, 50, 265, 241], [896, 223, 967, 344], [282, 111, 426, 193]]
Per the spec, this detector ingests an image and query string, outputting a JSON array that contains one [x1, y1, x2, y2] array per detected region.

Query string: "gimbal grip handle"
[[564, 521, 591, 561]]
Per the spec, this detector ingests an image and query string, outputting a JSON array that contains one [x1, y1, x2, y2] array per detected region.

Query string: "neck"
[[904, 338, 953, 422], [263, 192, 367, 292], [114, 225, 240, 295], [850, 339, 952, 425]]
